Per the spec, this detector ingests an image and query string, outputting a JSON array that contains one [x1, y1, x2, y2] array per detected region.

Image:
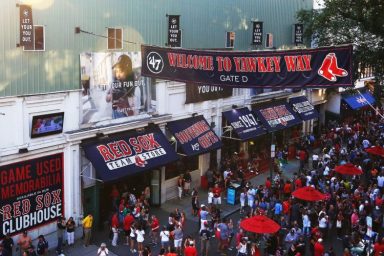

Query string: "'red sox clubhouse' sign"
[[0, 153, 64, 236], [141, 45, 352, 88]]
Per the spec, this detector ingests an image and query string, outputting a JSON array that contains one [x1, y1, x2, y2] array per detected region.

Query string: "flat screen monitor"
[[31, 112, 64, 138]]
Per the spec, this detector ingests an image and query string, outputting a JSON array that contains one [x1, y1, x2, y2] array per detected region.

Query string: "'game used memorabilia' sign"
[[0, 153, 64, 236], [185, 84, 232, 104], [167, 115, 222, 156], [254, 103, 302, 132], [141, 44, 353, 88], [82, 126, 178, 182], [19, 4, 34, 48], [289, 96, 319, 121], [222, 107, 265, 140]]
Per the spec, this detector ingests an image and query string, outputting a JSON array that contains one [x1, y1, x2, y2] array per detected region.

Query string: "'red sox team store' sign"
[[82, 126, 179, 182], [0, 153, 64, 236], [141, 45, 352, 88]]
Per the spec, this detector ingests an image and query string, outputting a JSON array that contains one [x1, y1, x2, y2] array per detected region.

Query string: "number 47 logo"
[[146, 52, 164, 74]]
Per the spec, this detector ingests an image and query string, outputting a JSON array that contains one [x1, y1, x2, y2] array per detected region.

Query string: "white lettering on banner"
[[293, 101, 314, 113], [267, 115, 295, 127], [231, 114, 258, 129], [197, 85, 224, 94], [2, 204, 62, 234], [106, 148, 166, 170]]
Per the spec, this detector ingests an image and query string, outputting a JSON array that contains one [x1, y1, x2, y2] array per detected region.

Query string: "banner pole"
[[356, 91, 384, 120]]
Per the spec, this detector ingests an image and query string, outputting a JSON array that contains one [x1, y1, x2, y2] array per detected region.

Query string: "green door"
[[83, 184, 100, 229]]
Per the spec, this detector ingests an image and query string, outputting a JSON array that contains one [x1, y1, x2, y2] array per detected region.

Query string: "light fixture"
[[18, 148, 28, 154], [232, 105, 238, 109], [192, 113, 198, 117]]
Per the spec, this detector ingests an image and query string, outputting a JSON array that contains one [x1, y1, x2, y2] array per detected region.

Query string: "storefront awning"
[[253, 102, 302, 132], [167, 115, 222, 156], [222, 107, 266, 141], [82, 126, 179, 182], [343, 92, 375, 110], [289, 96, 319, 121]]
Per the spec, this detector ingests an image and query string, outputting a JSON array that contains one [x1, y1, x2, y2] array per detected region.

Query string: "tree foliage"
[[297, 0, 384, 90]]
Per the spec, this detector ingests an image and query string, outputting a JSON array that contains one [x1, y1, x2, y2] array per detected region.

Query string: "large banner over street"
[[141, 45, 352, 88], [0, 153, 64, 236], [185, 84, 232, 104]]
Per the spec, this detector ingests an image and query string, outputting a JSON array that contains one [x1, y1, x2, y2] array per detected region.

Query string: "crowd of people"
[[3, 112, 384, 256]]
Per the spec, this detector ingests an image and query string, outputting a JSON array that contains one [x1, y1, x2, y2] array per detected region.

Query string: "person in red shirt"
[[150, 215, 160, 245], [123, 213, 134, 245], [265, 178, 272, 189], [283, 181, 292, 198], [374, 238, 384, 256], [283, 199, 291, 218], [212, 183, 222, 205], [314, 238, 324, 256], [299, 149, 307, 172], [184, 240, 197, 256], [294, 177, 302, 189]]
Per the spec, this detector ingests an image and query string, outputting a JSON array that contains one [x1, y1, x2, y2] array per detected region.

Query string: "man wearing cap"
[[314, 238, 324, 256], [184, 240, 197, 256], [97, 243, 109, 256]]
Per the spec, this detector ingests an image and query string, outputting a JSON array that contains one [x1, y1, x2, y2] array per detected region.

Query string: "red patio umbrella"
[[240, 215, 280, 234], [334, 163, 363, 175], [292, 186, 326, 201], [365, 146, 384, 158]]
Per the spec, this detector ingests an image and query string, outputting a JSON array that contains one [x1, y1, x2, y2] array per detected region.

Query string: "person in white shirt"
[[236, 238, 248, 256], [302, 211, 311, 236], [312, 154, 319, 169], [135, 226, 145, 255], [97, 243, 109, 256], [159, 226, 170, 252], [362, 139, 370, 148], [377, 172, 384, 189]]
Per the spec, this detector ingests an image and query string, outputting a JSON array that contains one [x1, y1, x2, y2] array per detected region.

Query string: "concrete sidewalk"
[[48, 159, 301, 256]]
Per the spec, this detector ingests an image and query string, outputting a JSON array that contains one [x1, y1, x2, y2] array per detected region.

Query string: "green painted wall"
[[0, 0, 312, 97]]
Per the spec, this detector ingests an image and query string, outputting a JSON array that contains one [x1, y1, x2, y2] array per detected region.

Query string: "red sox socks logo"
[[134, 155, 147, 167], [318, 53, 348, 81]]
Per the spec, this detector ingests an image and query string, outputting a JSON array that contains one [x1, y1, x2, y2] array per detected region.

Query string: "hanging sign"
[[19, 4, 34, 48], [0, 153, 64, 236], [168, 15, 181, 47], [141, 44, 353, 88], [293, 24, 304, 44], [252, 21, 263, 45], [185, 84, 232, 104]]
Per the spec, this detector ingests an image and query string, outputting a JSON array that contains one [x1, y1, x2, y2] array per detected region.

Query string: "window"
[[107, 28, 123, 50], [265, 33, 273, 48], [226, 31, 235, 48], [23, 25, 45, 51], [165, 155, 199, 180]]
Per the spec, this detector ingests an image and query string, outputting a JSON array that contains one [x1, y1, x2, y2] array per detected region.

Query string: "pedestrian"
[[0, 243, 10, 256], [212, 183, 222, 206], [177, 174, 184, 199], [135, 224, 145, 256], [36, 235, 48, 256], [143, 245, 151, 256], [97, 243, 109, 256], [236, 238, 247, 256], [191, 189, 199, 216], [159, 226, 171, 253], [2, 233, 13, 256], [149, 215, 159, 245], [183, 240, 197, 256], [314, 238, 324, 256], [82, 213, 93, 247], [111, 220, 119, 247], [129, 223, 137, 253], [183, 170, 192, 196], [123, 212, 134, 245], [66, 217, 75, 246], [172, 224, 183, 255], [239, 188, 246, 214], [17, 231, 32, 256], [207, 188, 214, 209], [56, 216, 66, 254], [199, 222, 211, 256]]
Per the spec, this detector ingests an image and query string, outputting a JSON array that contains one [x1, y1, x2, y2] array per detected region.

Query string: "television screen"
[[31, 112, 64, 138]]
